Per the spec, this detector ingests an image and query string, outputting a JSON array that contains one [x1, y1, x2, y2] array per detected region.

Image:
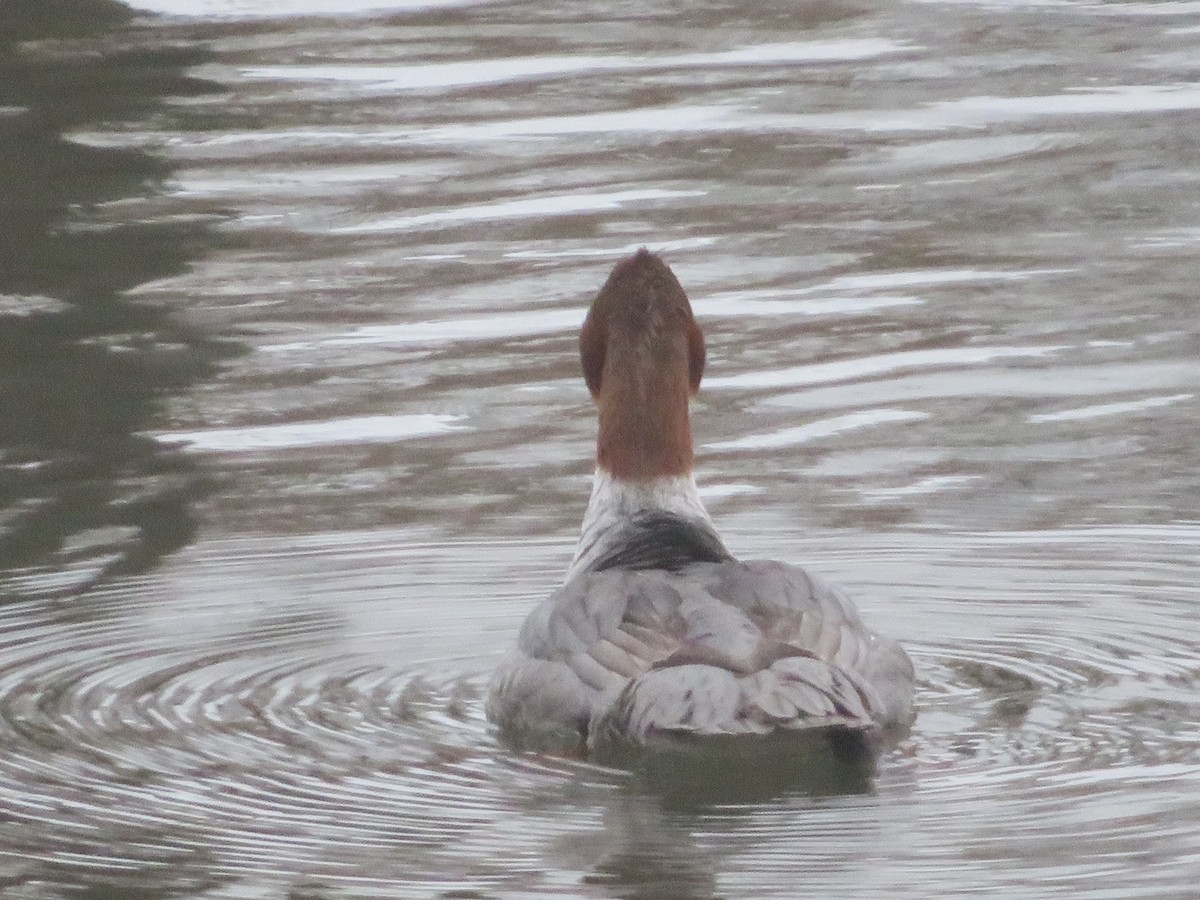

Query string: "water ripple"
[[241, 40, 912, 92], [1, 527, 1196, 895]]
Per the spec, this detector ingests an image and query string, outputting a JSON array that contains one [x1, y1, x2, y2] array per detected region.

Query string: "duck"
[[486, 249, 915, 756]]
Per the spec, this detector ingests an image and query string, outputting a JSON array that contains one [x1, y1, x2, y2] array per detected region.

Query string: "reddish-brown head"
[[579, 249, 706, 479]]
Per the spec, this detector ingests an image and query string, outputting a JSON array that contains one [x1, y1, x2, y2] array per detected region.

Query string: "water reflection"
[[0, 5, 228, 594], [624, 740, 879, 810], [578, 794, 720, 900]]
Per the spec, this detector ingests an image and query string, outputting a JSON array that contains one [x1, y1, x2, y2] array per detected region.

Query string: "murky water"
[[2, 0, 1198, 897]]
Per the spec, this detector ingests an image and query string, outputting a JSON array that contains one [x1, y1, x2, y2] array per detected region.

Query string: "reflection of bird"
[[488, 250, 915, 755]]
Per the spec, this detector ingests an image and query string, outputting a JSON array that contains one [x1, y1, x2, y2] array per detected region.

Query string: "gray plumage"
[[487, 554, 915, 753]]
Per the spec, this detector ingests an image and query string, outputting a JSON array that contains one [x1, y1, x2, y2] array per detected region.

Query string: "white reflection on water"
[[162, 83, 1200, 154], [705, 409, 930, 451], [266, 307, 585, 350], [124, 0, 485, 15], [860, 474, 984, 501], [706, 345, 1068, 391], [264, 294, 922, 352], [758, 361, 1200, 411], [1028, 392, 1195, 423], [156, 413, 469, 452], [330, 188, 706, 234], [242, 40, 912, 92]]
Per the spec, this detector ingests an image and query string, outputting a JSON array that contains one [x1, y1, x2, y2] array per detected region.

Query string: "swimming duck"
[[487, 250, 915, 754]]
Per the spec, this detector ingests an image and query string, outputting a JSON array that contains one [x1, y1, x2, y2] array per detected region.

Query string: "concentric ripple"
[[1, 525, 1197, 898]]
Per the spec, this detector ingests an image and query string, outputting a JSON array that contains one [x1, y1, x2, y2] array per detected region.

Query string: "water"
[[1, 0, 1198, 897]]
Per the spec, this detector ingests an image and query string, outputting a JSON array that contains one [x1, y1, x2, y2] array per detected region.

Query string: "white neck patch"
[[568, 469, 716, 579]]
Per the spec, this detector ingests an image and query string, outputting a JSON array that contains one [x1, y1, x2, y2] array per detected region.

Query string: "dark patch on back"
[[591, 511, 734, 573]]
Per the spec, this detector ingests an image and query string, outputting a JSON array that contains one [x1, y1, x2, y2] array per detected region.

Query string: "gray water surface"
[[1, 0, 1198, 897]]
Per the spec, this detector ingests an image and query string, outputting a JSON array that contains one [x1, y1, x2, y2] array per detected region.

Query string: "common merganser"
[[487, 250, 915, 755]]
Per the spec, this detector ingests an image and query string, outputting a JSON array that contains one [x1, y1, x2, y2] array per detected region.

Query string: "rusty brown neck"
[[579, 250, 705, 481]]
